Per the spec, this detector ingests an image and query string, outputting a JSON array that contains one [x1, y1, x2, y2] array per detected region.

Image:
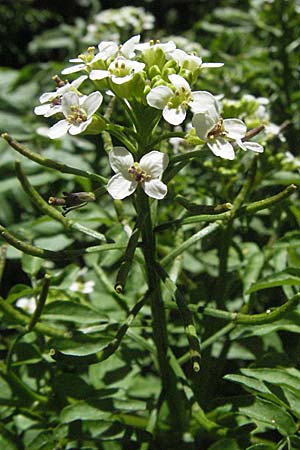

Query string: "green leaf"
[[241, 368, 300, 394], [248, 268, 300, 293], [224, 374, 283, 406], [0, 429, 18, 450], [60, 397, 146, 424], [34, 234, 74, 251], [246, 445, 275, 450], [242, 249, 265, 297], [42, 300, 104, 324], [207, 438, 241, 450], [60, 401, 113, 423], [26, 431, 56, 450], [238, 397, 296, 436], [289, 436, 300, 449], [21, 254, 43, 276]]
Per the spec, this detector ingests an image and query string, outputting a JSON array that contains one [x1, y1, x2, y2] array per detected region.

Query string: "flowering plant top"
[[34, 34, 265, 200]]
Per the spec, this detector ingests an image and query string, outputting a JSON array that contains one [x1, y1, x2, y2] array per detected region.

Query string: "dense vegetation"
[[1, 1, 300, 449]]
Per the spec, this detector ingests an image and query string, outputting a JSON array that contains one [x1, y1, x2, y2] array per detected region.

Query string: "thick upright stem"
[[135, 188, 185, 432]]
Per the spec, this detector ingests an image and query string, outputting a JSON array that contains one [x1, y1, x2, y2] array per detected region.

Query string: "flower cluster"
[[34, 34, 265, 201]]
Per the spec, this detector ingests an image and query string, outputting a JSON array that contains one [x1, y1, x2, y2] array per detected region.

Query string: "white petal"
[[34, 104, 52, 115], [146, 86, 173, 110], [192, 111, 217, 141], [143, 179, 167, 199], [223, 119, 247, 140], [111, 74, 134, 85], [201, 62, 224, 68], [71, 75, 88, 88], [44, 105, 62, 117], [97, 41, 118, 60], [107, 173, 137, 199], [140, 151, 169, 178], [237, 140, 264, 153], [208, 139, 235, 160], [127, 60, 145, 71], [163, 105, 186, 125], [121, 35, 140, 58], [190, 91, 220, 116], [82, 91, 103, 117], [69, 119, 91, 135], [109, 147, 134, 174], [62, 92, 79, 116], [89, 69, 110, 81], [39, 91, 56, 103], [168, 74, 190, 91], [168, 49, 202, 70], [61, 64, 86, 75], [48, 120, 70, 139]]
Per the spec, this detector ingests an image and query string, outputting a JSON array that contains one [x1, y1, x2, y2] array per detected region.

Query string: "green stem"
[[166, 292, 300, 325], [161, 222, 219, 267], [115, 227, 141, 293], [0, 223, 125, 260], [155, 184, 297, 231], [15, 160, 107, 242], [135, 188, 185, 431], [105, 124, 137, 154], [0, 364, 48, 405], [178, 323, 235, 366], [2, 133, 107, 184], [150, 131, 186, 148], [28, 275, 51, 331], [157, 264, 201, 372], [0, 245, 7, 285], [215, 157, 257, 304]]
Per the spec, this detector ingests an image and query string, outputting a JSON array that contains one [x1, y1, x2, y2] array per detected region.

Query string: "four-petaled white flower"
[[107, 147, 169, 200], [34, 75, 88, 117], [136, 39, 176, 54], [146, 74, 218, 126], [96, 34, 140, 61], [61, 47, 101, 75], [166, 48, 223, 72], [48, 91, 103, 139], [90, 56, 145, 84], [193, 106, 264, 160], [70, 280, 95, 294], [62, 36, 140, 75]]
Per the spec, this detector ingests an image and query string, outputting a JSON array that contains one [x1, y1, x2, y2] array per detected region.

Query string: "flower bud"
[[164, 59, 178, 70], [149, 65, 161, 79], [161, 67, 177, 79]]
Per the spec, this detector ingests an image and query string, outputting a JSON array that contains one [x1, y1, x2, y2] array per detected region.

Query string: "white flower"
[[62, 47, 100, 75], [62, 36, 140, 75], [96, 35, 140, 61], [193, 108, 264, 160], [146, 74, 218, 126], [166, 48, 223, 72], [48, 91, 102, 139], [34, 75, 87, 117], [16, 296, 36, 314], [136, 39, 176, 53], [107, 147, 169, 200], [90, 56, 145, 84], [70, 280, 95, 294]]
